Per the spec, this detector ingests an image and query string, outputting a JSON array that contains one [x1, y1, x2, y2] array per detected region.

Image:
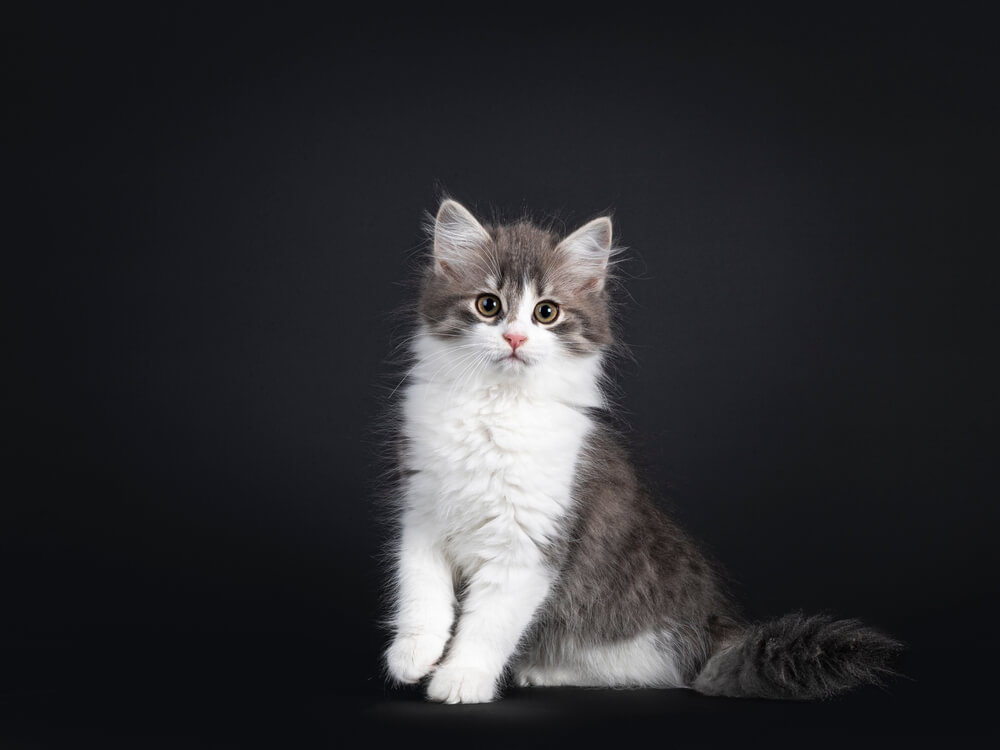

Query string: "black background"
[[4, 2, 997, 746]]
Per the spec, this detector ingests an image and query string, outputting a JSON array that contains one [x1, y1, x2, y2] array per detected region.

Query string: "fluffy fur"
[[383, 199, 901, 704]]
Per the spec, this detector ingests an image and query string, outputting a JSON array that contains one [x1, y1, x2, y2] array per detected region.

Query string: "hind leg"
[[514, 631, 686, 689]]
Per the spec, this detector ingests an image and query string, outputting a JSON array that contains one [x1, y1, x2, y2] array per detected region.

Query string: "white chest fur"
[[402, 377, 593, 574]]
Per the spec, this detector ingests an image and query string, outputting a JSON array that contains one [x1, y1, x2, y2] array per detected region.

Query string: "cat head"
[[415, 199, 615, 386]]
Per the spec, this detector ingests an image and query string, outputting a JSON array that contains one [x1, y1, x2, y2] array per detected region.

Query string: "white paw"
[[515, 668, 539, 687], [514, 666, 564, 687], [386, 633, 448, 684], [425, 664, 497, 704]]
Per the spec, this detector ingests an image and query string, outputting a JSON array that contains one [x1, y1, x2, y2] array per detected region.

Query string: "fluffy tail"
[[693, 613, 903, 700]]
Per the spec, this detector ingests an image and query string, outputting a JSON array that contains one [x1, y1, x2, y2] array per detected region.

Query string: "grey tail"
[[692, 613, 903, 700]]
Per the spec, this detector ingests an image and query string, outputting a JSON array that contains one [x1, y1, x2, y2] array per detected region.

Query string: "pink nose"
[[503, 332, 527, 351]]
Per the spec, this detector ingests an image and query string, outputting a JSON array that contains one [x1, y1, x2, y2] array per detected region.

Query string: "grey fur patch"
[[515, 418, 903, 700], [419, 220, 612, 353], [520, 419, 741, 685]]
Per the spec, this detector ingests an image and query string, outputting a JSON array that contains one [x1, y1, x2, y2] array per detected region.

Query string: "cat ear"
[[555, 217, 613, 291], [433, 199, 490, 277]]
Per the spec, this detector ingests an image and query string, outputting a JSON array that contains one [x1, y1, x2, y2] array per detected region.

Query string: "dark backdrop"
[[4, 3, 997, 746]]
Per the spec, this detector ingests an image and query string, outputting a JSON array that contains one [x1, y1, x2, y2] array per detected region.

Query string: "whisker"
[[386, 343, 482, 399]]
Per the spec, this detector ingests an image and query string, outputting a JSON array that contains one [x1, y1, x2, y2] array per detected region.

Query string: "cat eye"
[[533, 301, 559, 324], [476, 294, 501, 317]]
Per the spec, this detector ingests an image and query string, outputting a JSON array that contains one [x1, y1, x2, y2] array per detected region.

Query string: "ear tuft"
[[433, 200, 490, 277], [555, 217, 613, 291]]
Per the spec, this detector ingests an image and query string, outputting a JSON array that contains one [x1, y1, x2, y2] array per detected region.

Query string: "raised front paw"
[[425, 664, 497, 704], [386, 633, 448, 684]]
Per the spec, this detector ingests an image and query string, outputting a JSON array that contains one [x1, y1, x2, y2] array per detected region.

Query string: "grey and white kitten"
[[384, 199, 901, 704]]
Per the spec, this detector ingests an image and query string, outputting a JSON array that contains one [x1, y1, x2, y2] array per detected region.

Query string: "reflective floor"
[[1, 616, 993, 748]]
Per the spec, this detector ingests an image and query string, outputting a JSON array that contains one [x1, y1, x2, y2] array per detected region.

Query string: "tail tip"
[[695, 612, 904, 700]]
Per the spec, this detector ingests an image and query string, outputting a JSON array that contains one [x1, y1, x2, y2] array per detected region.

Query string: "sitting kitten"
[[385, 199, 900, 704]]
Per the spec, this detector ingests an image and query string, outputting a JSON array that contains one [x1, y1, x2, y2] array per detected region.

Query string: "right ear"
[[433, 199, 490, 277]]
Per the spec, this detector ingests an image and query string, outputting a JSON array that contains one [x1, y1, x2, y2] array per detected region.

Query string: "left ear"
[[555, 216, 613, 291]]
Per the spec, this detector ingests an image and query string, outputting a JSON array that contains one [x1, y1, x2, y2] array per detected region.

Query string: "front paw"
[[386, 633, 448, 684], [426, 664, 497, 704]]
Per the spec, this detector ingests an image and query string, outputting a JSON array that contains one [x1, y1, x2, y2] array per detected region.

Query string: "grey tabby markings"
[[420, 220, 612, 354]]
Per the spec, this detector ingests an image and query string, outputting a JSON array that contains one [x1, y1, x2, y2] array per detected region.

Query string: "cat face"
[[417, 200, 613, 379]]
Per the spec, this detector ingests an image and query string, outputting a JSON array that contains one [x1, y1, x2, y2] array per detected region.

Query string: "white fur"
[[387, 276, 607, 702]]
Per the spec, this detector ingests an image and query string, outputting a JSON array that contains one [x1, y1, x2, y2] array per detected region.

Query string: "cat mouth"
[[499, 352, 528, 366]]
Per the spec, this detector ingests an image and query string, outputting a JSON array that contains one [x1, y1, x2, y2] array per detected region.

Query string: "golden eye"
[[476, 294, 501, 317], [533, 301, 559, 324]]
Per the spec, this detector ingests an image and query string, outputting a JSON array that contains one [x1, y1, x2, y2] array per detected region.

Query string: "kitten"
[[384, 199, 901, 704]]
